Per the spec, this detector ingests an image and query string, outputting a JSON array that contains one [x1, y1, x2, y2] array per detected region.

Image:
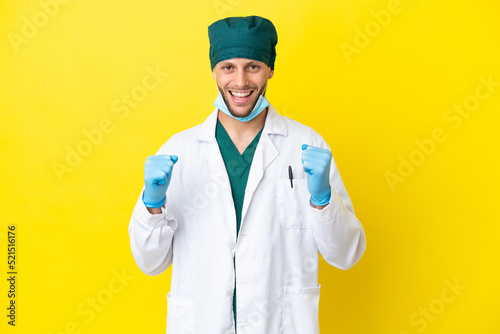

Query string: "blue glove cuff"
[[311, 187, 331, 206], [142, 192, 166, 209]]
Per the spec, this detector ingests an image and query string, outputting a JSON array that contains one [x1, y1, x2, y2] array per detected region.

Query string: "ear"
[[268, 69, 274, 79], [212, 70, 216, 80]]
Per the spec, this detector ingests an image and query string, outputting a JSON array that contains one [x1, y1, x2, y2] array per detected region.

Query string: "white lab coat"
[[128, 104, 366, 334]]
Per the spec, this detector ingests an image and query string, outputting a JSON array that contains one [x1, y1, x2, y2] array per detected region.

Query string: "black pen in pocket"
[[288, 166, 293, 188]]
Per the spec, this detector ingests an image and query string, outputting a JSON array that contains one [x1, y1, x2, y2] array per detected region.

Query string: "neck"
[[217, 107, 268, 153]]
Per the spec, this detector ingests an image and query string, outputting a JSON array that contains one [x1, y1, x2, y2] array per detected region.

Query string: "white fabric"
[[128, 104, 366, 334]]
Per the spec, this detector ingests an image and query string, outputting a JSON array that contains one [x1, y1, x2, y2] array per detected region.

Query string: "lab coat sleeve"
[[309, 156, 366, 270], [128, 188, 178, 276]]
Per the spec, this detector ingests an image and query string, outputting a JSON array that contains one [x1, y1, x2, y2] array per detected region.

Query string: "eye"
[[222, 65, 232, 70], [249, 65, 259, 70]]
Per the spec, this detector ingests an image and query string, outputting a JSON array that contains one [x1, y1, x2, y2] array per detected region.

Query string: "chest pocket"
[[277, 179, 313, 229]]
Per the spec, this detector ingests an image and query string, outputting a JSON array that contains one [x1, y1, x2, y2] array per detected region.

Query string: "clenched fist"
[[301, 144, 332, 206], [142, 154, 178, 208]]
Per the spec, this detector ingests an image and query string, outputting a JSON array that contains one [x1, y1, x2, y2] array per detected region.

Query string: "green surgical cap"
[[208, 16, 278, 71]]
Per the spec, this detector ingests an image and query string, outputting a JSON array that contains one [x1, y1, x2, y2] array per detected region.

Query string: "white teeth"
[[231, 91, 251, 98]]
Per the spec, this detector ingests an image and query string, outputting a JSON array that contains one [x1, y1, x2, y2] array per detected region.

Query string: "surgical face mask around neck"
[[213, 70, 270, 123]]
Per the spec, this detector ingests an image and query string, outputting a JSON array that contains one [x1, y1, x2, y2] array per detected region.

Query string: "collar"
[[194, 103, 288, 142]]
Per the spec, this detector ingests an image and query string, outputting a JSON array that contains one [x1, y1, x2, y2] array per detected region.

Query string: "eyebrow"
[[219, 61, 259, 67]]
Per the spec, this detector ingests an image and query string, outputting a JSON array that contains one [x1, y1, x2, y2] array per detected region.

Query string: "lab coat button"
[[228, 240, 236, 248], [226, 288, 233, 296]]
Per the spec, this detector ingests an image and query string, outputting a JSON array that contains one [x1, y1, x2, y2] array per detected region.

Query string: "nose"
[[234, 69, 249, 88]]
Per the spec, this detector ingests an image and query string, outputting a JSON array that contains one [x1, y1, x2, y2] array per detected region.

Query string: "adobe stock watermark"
[[385, 73, 499, 192], [340, 0, 410, 64], [47, 267, 135, 334], [52, 65, 168, 182], [280, 106, 296, 119], [7, 0, 72, 54], [213, 0, 243, 19], [397, 277, 467, 334]]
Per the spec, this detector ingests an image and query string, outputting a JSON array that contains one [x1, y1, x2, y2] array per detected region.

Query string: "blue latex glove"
[[143, 154, 178, 208], [301, 144, 332, 206]]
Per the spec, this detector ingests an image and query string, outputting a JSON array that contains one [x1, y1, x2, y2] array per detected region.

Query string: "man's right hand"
[[142, 154, 178, 209]]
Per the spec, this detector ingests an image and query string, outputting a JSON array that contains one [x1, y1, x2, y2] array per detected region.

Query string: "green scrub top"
[[215, 118, 264, 237], [215, 118, 264, 331]]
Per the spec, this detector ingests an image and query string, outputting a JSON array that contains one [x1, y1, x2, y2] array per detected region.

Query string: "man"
[[129, 15, 366, 334]]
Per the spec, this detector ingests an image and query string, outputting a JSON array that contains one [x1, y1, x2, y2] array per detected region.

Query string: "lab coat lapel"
[[195, 108, 233, 197], [240, 105, 287, 226], [206, 141, 233, 194]]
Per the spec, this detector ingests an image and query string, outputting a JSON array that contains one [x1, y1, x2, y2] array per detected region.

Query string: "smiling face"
[[212, 58, 274, 118]]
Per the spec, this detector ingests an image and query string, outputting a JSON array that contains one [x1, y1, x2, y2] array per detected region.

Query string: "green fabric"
[[215, 118, 264, 331], [208, 16, 278, 70], [215, 119, 263, 237]]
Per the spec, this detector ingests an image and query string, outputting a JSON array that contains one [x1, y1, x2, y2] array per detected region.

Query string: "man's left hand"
[[301, 144, 332, 206]]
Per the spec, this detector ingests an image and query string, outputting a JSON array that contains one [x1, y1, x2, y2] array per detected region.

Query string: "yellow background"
[[1, 0, 499, 333]]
